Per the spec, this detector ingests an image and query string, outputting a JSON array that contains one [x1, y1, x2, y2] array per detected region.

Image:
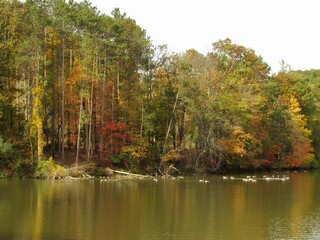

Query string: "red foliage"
[[99, 121, 130, 160]]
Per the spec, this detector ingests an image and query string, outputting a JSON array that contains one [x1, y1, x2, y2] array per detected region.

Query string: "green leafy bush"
[[0, 136, 15, 169], [12, 159, 35, 177], [111, 153, 128, 164], [35, 157, 66, 179], [310, 159, 319, 168]]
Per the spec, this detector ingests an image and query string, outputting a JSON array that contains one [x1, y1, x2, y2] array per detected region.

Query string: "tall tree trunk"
[[75, 95, 83, 167], [111, 82, 114, 154], [67, 48, 72, 151], [99, 57, 107, 161], [35, 52, 44, 161], [177, 105, 186, 148], [162, 89, 180, 155], [61, 18, 65, 163], [117, 60, 120, 104], [51, 52, 56, 157], [43, 27, 49, 147], [87, 63, 94, 162], [140, 103, 144, 137], [24, 71, 34, 160]]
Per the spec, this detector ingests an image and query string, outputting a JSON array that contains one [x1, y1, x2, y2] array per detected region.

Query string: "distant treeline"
[[0, 0, 319, 175]]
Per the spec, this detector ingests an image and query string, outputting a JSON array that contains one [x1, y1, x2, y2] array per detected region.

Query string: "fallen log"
[[65, 176, 80, 180], [112, 169, 151, 179]]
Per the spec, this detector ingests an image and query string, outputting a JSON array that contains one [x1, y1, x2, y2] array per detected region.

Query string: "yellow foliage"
[[288, 96, 311, 138], [220, 126, 254, 157], [161, 150, 182, 162], [31, 83, 45, 160], [283, 96, 314, 167], [121, 139, 148, 161], [35, 157, 66, 179], [289, 96, 302, 115]]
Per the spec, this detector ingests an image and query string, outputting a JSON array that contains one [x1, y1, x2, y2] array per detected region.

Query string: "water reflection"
[[0, 171, 320, 239]]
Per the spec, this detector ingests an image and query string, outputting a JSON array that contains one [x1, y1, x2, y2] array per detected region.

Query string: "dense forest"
[[0, 0, 319, 176]]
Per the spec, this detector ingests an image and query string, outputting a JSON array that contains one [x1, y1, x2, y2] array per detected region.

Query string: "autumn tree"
[[1, 1, 319, 175]]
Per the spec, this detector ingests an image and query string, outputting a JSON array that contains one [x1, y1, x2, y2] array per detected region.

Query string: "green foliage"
[[111, 153, 128, 164], [0, 136, 13, 160], [309, 159, 320, 169], [0, 136, 17, 170], [11, 158, 35, 177], [0, 135, 33, 176], [0, 0, 319, 175]]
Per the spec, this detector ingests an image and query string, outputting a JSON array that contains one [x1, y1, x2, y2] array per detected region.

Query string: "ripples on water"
[[1, 171, 320, 240], [270, 212, 320, 240]]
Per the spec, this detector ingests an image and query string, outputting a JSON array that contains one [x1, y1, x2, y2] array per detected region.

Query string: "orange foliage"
[[65, 66, 86, 113], [220, 127, 255, 157]]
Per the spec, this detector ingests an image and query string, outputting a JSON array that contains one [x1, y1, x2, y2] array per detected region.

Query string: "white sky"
[[89, 0, 320, 73]]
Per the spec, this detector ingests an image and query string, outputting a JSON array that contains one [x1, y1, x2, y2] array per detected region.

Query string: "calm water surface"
[[1, 171, 320, 240]]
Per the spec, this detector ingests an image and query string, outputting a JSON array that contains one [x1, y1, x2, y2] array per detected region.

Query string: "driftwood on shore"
[[65, 162, 96, 177], [111, 169, 151, 179], [63, 162, 151, 180]]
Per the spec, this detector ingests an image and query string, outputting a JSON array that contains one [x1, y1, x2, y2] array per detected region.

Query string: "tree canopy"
[[0, 0, 319, 174]]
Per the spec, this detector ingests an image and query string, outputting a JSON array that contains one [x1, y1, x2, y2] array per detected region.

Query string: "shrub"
[[11, 159, 36, 177], [0, 136, 16, 170], [35, 157, 66, 179]]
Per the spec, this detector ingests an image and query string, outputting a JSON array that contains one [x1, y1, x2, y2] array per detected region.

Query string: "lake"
[[1, 171, 320, 240]]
